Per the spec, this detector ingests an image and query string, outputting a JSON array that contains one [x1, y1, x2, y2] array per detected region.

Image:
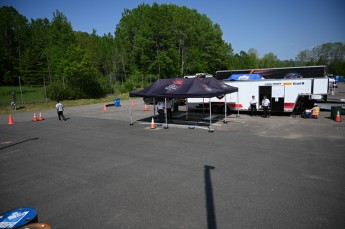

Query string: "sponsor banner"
[[265, 81, 305, 86]]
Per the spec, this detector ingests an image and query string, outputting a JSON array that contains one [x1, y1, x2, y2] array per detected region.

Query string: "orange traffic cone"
[[335, 110, 341, 122], [33, 113, 37, 122], [8, 114, 14, 125], [144, 104, 149, 111], [131, 100, 134, 107], [103, 104, 107, 111], [150, 117, 156, 129], [39, 112, 44, 121]]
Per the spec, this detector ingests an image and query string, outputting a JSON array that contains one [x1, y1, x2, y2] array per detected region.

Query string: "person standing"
[[249, 95, 258, 116], [56, 101, 67, 121], [156, 101, 165, 123], [166, 99, 173, 121], [262, 96, 270, 118], [11, 91, 17, 110]]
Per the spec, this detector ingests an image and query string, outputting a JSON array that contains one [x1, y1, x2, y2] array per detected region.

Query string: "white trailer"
[[187, 78, 329, 113]]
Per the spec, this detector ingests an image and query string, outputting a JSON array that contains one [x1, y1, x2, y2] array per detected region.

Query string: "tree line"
[[1, 4, 344, 100]]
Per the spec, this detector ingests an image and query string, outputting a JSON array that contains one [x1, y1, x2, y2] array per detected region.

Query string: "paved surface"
[[1, 84, 345, 229]]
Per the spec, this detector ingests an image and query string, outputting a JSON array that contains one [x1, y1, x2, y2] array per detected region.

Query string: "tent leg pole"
[[153, 98, 156, 118], [224, 95, 228, 124], [209, 101, 214, 132], [237, 91, 240, 117], [186, 101, 188, 121], [130, 98, 134, 125], [164, 98, 168, 129]]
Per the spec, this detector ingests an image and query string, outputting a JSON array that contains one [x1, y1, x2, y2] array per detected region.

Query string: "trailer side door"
[[271, 85, 285, 112]]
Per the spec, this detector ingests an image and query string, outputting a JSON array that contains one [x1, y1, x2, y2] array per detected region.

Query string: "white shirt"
[[157, 101, 164, 110], [56, 103, 64, 111], [262, 99, 270, 107], [250, 98, 257, 105], [165, 100, 172, 109]]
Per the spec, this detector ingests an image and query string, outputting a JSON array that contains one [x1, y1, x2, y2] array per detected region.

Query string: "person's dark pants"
[[250, 105, 257, 116], [57, 111, 66, 121], [263, 106, 269, 118], [158, 109, 164, 123], [167, 108, 172, 120]]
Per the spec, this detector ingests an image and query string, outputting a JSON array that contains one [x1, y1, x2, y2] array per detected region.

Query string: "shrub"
[[47, 82, 72, 101]]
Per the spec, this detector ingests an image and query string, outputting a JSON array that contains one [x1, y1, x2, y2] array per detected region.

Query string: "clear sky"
[[1, 0, 344, 60]]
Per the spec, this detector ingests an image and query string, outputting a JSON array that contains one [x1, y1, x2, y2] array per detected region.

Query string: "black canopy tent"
[[130, 77, 237, 98], [129, 77, 238, 131]]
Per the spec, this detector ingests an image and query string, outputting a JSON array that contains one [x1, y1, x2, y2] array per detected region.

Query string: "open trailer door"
[[271, 85, 285, 112], [259, 85, 271, 108]]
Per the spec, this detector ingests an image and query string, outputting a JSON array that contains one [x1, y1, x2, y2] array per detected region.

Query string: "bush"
[[47, 77, 107, 101], [119, 73, 159, 93], [47, 82, 73, 101], [98, 76, 112, 94]]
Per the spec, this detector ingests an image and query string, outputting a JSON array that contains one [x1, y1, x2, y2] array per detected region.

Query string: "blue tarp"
[[227, 74, 264, 80], [336, 75, 344, 82]]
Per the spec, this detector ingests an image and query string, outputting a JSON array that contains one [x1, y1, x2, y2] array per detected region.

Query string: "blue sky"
[[1, 0, 344, 60]]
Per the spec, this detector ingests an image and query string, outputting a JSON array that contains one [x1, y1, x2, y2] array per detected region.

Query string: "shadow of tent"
[[204, 165, 217, 229], [136, 111, 224, 127]]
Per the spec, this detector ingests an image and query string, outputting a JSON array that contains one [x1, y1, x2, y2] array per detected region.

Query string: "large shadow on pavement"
[[204, 165, 217, 229]]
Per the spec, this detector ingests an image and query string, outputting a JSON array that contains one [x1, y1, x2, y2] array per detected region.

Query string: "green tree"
[[114, 3, 233, 85], [48, 44, 106, 100], [21, 18, 50, 86], [295, 50, 312, 66], [232, 51, 251, 69], [99, 33, 116, 91], [0, 6, 29, 85], [63, 45, 104, 98], [259, 52, 279, 68], [297, 42, 345, 75], [247, 48, 259, 69], [48, 10, 76, 83]]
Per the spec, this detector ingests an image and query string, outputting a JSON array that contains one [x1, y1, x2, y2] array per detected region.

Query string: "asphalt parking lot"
[[1, 88, 345, 228]]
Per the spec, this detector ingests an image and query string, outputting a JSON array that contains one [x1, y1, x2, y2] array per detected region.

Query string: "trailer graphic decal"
[[283, 82, 292, 86]]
